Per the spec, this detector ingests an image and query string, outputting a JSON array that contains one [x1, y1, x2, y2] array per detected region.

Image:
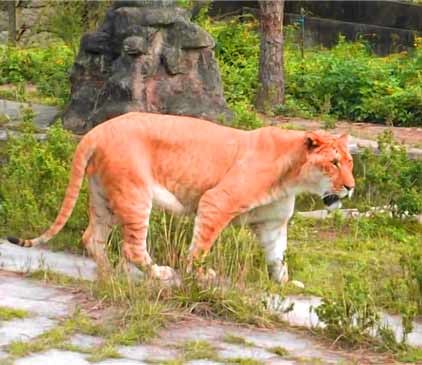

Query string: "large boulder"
[[63, 0, 232, 134]]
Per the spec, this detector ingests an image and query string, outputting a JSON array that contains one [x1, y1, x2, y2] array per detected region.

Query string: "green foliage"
[[204, 17, 259, 107], [0, 113, 87, 252], [205, 18, 422, 126], [0, 45, 73, 105], [6, 311, 99, 358], [180, 340, 217, 360], [223, 334, 254, 347], [399, 245, 422, 314], [269, 346, 289, 357], [203, 17, 263, 130], [230, 104, 263, 130], [353, 130, 422, 215], [43, 0, 111, 55], [315, 271, 380, 345], [285, 36, 422, 126], [0, 307, 29, 321]]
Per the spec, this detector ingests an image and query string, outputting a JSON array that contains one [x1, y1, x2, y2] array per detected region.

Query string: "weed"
[[28, 269, 86, 287], [268, 346, 289, 357], [6, 310, 103, 359], [322, 115, 337, 130], [223, 334, 254, 347], [224, 357, 262, 365], [396, 347, 422, 363], [206, 18, 422, 127], [0, 307, 29, 321], [0, 112, 10, 126], [86, 343, 122, 362], [7, 323, 70, 357], [181, 340, 218, 360]]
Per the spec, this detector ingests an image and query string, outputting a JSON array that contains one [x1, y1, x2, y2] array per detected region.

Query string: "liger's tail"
[[7, 133, 95, 248]]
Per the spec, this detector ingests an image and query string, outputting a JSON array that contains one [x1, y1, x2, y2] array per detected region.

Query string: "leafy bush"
[[203, 17, 263, 130], [0, 45, 73, 105], [315, 271, 380, 345], [203, 16, 259, 107], [204, 17, 422, 127], [285, 37, 422, 126], [399, 245, 422, 314], [352, 130, 422, 215], [43, 0, 111, 55], [0, 112, 87, 252]]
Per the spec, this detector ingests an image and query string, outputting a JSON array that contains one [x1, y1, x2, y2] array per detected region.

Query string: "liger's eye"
[[332, 159, 340, 168]]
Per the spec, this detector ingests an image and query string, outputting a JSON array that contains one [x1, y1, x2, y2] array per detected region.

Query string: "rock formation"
[[62, 0, 232, 134]]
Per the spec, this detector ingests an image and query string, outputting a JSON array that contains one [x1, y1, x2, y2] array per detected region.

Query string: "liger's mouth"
[[322, 194, 340, 207]]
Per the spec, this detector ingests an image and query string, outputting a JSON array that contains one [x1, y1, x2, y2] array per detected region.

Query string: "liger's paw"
[[196, 267, 218, 284], [150, 265, 181, 287]]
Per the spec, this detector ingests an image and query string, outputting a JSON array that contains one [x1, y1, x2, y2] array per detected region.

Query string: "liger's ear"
[[337, 133, 349, 145], [305, 132, 323, 151]]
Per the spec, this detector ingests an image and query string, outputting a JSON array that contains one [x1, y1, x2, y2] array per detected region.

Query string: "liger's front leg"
[[251, 220, 289, 284], [188, 190, 236, 282], [187, 163, 280, 282]]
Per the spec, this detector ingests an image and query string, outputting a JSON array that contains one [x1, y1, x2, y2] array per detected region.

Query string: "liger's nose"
[[344, 184, 354, 191]]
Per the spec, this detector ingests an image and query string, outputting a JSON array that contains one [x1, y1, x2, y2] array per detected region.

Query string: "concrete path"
[[271, 116, 422, 160], [0, 99, 60, 142], [0, 241, 96, 280], [0, 271, 354, 365], [0, 99, 59, 129], [0, 239, 417, 364]]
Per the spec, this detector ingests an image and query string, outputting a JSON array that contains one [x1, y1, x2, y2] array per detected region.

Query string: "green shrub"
[[352, 130, 422, 215], [399, 245, 422, 314], [0, 45, 73, 105], [43, 0, 111, 55], [315, 271, 380, 345], [285, 36, 422, 126], [0, 113, 86, 252], [204, 17, 422, 126], [204, 16, 260, 107]]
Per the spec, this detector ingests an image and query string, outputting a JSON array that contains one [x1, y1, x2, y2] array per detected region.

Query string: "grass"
[[180, 340, 218, 360], [223, 334, 255, 347], [0, 306, 29, 321], [6, 311, 101, 358], [268, 346, 289, 357], [17, 212, 422, 363], [86, 344, 122, 362], [28, 269, 87, 287], [396, 347, 422, 363], [224, 358, 263, 365], [285, 214, 422, 315]]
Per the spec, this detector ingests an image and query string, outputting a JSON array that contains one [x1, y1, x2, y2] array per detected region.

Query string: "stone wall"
[[209, 0, 422, 56], [0, 0, 57, 46]]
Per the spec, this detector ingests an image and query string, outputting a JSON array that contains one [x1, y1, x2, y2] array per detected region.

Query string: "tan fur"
[[10, 112, 355, 282]]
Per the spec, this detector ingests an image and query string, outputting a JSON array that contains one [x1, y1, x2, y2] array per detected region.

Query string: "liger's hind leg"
[[82, 177, 115, 275], [111, 184, 179, 284]]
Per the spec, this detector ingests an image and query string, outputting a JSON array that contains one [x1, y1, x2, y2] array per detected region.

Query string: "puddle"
[[269, 294, 422, 347]]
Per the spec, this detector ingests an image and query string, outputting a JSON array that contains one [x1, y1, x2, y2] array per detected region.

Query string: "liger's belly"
[[152, 184, 199, 215]]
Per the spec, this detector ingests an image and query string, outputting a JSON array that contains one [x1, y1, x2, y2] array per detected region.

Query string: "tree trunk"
[[255, 0, 284, 113], [7, 0, 16, 46]]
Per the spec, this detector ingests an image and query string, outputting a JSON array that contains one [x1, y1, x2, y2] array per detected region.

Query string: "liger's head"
[[300, 131, 355, 210]]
